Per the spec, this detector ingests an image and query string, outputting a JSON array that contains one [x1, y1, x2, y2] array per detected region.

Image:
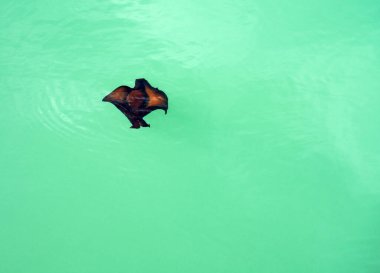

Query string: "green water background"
[[1, 0, 380, 272]]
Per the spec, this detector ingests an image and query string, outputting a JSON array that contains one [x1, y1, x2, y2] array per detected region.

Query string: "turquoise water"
[[1, 0, 380, 272]]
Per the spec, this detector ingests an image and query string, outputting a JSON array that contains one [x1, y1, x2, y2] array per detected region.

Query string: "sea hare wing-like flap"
[[103, 86, 130, 103]]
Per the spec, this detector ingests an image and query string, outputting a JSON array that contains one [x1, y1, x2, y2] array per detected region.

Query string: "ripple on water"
[[27, 79, 127, 145]]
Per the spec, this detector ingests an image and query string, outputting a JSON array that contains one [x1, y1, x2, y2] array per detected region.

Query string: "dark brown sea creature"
[[102, 79, 168, 129]]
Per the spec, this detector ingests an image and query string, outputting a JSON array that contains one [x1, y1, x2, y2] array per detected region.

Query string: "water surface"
[[1, 0, 380, 272]]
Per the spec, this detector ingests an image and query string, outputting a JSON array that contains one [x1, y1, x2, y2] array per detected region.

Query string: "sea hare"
[[103, 79, 168, 129]]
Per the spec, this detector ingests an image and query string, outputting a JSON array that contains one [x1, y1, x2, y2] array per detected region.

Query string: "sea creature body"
[[103, 79, 168, 128]]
